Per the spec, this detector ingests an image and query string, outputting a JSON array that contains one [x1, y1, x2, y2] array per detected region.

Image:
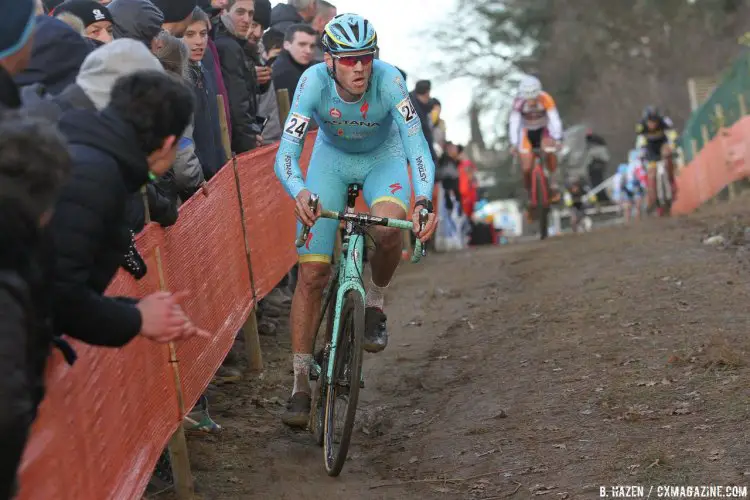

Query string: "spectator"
[[272, 24, 316, 101], [0, 112, 71, 500], [53, 0, 115, 45], [15, 15, 92, 96], [310, 0, 336, 63], [261, 28, 284, 65], [49, 70, 207, 347], [215, 0, 262, 153], [21, 39, 179, 231], [410, 79, 437, 162], [151, 0, 197, 37], [197, 0, 228, 18], [457, 145, 478, 219], [108, 0, 163, 50], [248, 0, 281, 144], [430, 98, 447, 156], [43, 0, 65, 12], [35, 0, 45, 14], [0, 0, 36, 110], [54, 11, 87, 35], [153, 30, 205, 200], [438, 141, 461, 212], [269, 0, 317, 34], [184, 7, 228, 179]]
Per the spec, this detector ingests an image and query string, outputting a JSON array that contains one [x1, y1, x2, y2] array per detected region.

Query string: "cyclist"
[[617, 150, 645, 224], [508, 75, 563, 217], [636, 106, 677, 210], [273, 13, 437, 427]]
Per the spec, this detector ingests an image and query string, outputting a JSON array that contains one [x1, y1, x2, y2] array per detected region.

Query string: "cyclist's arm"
[[508, 109, 522, 147], [274, 70, 320, 198], [538, 93, 562, 141], [383, 67, 435, 200]]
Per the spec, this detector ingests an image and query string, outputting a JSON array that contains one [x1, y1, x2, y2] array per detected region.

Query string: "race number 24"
[[283, 113, 310, 142], [397, 97, 418, 124]]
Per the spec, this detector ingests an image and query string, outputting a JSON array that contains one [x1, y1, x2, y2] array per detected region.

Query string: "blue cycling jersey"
[[274, 60, 436, 201]]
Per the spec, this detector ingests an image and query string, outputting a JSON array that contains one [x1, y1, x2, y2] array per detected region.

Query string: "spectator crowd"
[[0, 0, 467, 496]]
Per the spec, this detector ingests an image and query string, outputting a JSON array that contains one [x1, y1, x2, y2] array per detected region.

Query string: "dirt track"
[[180, 200, 750, 499]]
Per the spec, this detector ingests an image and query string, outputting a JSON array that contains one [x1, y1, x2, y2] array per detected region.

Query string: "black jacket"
[[269, 3, 304, 34], [14, 15, 92, 96], [188, 59, 227, 180], [21, 83, 179, 232], [0, 66, 20, 110], [49, 107, 152, 347], [271, 50, 311, 103], [409, 91, 437, 163], [0, 198, 42, 500], [214, 18, 261, 154]]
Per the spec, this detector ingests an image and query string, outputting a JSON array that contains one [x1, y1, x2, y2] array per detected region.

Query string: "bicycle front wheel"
[[323, 289, 364, 476], [534, 168, 549, 239]]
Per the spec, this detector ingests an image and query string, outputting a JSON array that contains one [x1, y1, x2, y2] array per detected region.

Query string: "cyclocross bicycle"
[[295, 183, 428, 476], [529, 146, 558, 239]]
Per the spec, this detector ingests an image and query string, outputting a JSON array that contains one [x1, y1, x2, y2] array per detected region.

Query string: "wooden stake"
[[216, 94, 232, 161], [276, 88, 291, 125], [230, 153, 264, 373]]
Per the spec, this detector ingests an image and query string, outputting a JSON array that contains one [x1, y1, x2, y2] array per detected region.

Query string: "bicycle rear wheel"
[[323, 289, 364, 476]]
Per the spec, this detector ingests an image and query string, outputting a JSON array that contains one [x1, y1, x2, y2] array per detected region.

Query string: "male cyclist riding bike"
[[273, 13, 437, 427], [636, 106, 678, 210], [508, 75, 563, 213]]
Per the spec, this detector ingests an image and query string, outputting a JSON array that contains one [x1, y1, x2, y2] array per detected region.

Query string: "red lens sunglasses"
[[333, 53, 375, 67]]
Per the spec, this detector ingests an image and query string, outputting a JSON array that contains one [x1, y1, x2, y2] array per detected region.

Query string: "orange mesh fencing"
[[18, 225, 179, 500], [237, 133, 316, 299], [165, 165, 254, 411], [674, 116, 750, 214]]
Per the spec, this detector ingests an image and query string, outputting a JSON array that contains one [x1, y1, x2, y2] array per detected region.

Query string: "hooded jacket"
[[14, 15, 92, 96], [49, 107, 156, 347], [108, 0, 164, 47], [269, 3, 304, 35], [0, 66, 21, 110], [187, 61, 227, 179], [0, 195, 41, 500], [214, 15, 261, 154]]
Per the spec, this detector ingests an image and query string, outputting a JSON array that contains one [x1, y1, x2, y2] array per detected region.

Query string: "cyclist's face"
[[326, 51, 374, 95], [647, 119, 658, 130]]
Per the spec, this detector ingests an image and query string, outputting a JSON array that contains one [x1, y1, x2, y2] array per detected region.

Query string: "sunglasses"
[[333, 53, 375, 67]]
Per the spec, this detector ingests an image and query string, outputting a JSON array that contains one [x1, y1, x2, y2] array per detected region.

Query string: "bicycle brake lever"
[[418, 208, 429, 258], [295, 194, 319, 248]]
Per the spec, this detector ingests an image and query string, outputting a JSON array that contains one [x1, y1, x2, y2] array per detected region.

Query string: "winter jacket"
[[214, 15, 261, 154], [269, 3, 304, 35], [14, 15, 92, 96], [187, 61, 227, 179], [50, 107, 157, 346], [20, 82, 179, 231], [0, 66, 21, 110], [271, 50, 311, 104]]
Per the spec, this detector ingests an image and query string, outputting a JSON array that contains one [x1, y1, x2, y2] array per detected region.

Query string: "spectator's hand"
[[137, 291, 210, 342], [411, 198, 438, 243], [255, 135, 264, 148], [295, 189, 322, 227], [200, 181, 210, 197], [256, 66, 272, 85]]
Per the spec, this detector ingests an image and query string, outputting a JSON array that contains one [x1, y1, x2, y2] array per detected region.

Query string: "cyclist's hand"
[[411, 200, 437, 243], [295, 189, 322, 227]]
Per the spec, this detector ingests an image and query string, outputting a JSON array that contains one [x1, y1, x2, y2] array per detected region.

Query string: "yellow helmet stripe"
[[325, 26, 352, 47]]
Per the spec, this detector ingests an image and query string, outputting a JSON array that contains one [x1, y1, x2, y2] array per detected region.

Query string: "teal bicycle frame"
[[295, 184, 427, 476]]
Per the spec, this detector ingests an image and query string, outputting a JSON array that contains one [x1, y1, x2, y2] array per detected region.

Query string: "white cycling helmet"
[[518, 75, 542, 100]]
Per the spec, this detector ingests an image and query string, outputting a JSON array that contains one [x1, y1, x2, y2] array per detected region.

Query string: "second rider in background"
[[508, 75, 564, 218]]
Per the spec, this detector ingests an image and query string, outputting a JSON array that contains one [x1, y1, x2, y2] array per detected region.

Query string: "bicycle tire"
[[534, 167, 549, 239], [311, 277, 338, 447], [323, 289, 364, 476]]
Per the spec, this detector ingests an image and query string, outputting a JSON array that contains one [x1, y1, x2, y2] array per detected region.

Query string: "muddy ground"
[[166, 200, 750, 499]]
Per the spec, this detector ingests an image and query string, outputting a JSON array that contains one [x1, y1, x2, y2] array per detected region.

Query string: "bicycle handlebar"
[[295, 194, 428, 263]]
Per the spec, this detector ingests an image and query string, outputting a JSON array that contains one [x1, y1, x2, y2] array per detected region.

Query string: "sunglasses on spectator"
[[333, 52, 375, 67]]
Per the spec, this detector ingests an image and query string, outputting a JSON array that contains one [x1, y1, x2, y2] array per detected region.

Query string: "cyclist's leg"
[[284, 140, 348, 427], [520, 128, 534, 195], [360, 130, 412, 353], [661, 142, 676, 193], [541, 130, 558, 173]]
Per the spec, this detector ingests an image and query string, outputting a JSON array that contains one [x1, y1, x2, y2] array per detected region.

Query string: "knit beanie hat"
[[54, 0, 114, 27], [151, 0, 197, 23], [108, 0, 163, 46], [254, 0, 271, 31], [0, 0, 36, 60]]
